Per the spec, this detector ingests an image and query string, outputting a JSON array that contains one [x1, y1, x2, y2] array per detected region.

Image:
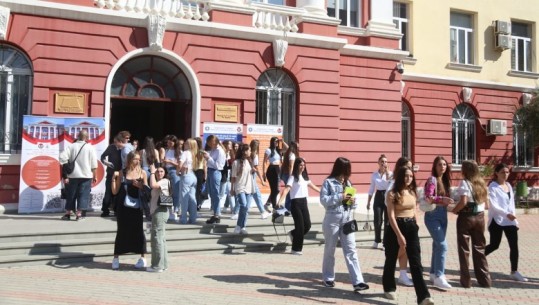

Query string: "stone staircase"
[[0, 208, 380, 267]]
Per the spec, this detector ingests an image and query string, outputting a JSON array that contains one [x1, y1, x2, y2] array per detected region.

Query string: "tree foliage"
[[516, 90, 539, 147]]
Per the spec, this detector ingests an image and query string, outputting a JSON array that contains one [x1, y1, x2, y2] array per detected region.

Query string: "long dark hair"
[[143, 136, 158, 165], [282, 141, 299, 176], [392, 157, 411, 177], [269, 137, 281, 158], [235, 143, 252, 177], [431, 155, 451, 197], [328, 157, 351, 185], [492, 163, 509, 182], [390, 166, 417, 205], [292, 158, 309, 182]]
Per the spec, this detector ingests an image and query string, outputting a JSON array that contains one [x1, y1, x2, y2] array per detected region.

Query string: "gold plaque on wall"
[[54, 92, 85, 114], [214, 104, 239, 122]]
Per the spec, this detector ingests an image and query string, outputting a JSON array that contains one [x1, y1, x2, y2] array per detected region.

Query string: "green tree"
[[516, 90, 539, 147]]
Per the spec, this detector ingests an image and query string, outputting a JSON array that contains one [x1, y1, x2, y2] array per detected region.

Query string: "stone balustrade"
[[94, 0, 210, 21], [252, 3, 302, 33]]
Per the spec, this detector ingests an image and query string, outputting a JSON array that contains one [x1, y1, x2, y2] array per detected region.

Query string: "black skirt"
[[113, 188, 147, 255]]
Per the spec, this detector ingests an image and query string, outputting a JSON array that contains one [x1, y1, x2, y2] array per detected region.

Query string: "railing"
[[94, 0, 210, 21], [252, 3, 302, 33]]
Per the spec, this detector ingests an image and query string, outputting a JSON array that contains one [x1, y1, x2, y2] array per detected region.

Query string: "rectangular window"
[[1, 73, 31, 154], [327, 0, 361, 28], [511, 22, 532, 72], [450, 12, 474, 64], [393, 2, 408, 51], [452, 120, 475, 164]]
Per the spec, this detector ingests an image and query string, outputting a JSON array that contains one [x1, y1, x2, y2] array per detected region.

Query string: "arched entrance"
[[110, 55, 193, 143]]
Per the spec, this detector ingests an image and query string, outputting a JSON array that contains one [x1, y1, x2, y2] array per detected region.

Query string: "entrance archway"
[[108, 53, 196, 144]]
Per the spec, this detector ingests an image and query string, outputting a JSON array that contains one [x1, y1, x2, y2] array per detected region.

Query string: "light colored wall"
[[405, 0, 539, 87]]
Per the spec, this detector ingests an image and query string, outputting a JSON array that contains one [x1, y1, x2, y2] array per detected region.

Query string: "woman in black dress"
[[111, 151, 148, 270]]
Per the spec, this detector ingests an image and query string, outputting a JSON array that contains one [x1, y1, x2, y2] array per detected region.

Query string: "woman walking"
[[384, 166, 434, 305], [231, 144, 255, 234], [262, 137, 287, 211], [281, 141, 299, 211], [278, 158, 320, 255], [146, 164, 171, 272], [160, 135, 180, 222], [423, 156, 454, 289], [249, 139, 269, 219], [320, 157, 369, 292], [179, 139, 198, 224], [485, 163, 527, 282], [452, 160, 491, 288], [367, 154, 392, 249], [204, 135, 226, 224], [111, 151, 147, 270]]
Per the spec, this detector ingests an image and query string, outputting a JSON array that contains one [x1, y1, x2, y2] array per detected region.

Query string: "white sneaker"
[[261, 212, 270, 219], [134, 257, 146, 269], [384, 291, 396, 300], [511, 271, 528, 282], [146, 267, 163, 273], [433, 275, 452, 290], [240, 228, 248, 235], [398, 274, 414, 287], [233, 226, 241, 234], [419, 297, 434, 305], [429, 273, 435, 283], [112, 257, 119, 270], [291, 250, 303, 255], [231, 214, 238, 220], [372, 242, 379, 249]]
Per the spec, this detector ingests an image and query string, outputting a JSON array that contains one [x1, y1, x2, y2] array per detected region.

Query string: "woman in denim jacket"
[[320, 157, 369, 293]]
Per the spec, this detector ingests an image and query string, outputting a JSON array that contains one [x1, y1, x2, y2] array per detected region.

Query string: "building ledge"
[[513, 167, 539, 173], [446, 62, 482, 73], [0, 154, 21, 166], [402, 56, 417, 66], [507, 70, 539, 79]]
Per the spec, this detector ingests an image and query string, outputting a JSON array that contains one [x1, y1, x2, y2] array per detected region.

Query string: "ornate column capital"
[[273, 39, 288, 67], [147, 14, 167, 51]]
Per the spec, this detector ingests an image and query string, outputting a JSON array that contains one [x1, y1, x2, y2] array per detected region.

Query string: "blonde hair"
[[186, 138, 198, 166], [461, 160, 487, 203]]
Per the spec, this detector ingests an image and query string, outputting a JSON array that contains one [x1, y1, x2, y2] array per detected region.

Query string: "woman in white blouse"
[[485, 163, 527, 282], [178, 139, 198, 224], [367, 154, 392, 249]]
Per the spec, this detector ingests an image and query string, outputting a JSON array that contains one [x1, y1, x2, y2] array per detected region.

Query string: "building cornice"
[[403, 72, 537, 92], [341, 44, 409, 61]]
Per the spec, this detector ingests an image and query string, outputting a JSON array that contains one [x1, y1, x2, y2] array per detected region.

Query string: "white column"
[[296, 0, 327, 16], [367, 0, 399, 35]]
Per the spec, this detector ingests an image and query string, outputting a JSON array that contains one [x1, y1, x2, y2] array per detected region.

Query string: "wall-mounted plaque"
[[54, 92, 85, 114], [214, 104, 239, 122]]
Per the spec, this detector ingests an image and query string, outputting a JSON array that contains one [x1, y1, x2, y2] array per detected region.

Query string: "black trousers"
[[373, 190, 387, 243], [265, 165, 280, 208], [101, 175, 114, 213], [383, 218, 430, 305], [194, 169, 205, 208], [290, 197, 311, 252], [485, 221, 519, 272]]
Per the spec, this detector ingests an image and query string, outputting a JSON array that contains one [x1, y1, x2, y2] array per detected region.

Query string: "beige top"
[[150, 178, 171, 215], [387, 190, 416, 218]]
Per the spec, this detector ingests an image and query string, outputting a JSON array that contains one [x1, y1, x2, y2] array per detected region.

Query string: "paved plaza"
[[0, 209, 538, 305]]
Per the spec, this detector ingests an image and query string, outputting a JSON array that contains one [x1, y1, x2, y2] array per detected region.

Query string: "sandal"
[[61, 213, 71, 221]]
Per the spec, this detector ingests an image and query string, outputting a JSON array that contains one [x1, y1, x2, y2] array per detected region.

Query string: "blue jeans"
[[65, 178, 91, 211], [207, 168, 222, 216], [251, 173, 264, 213], [424, 206, 448, 278], [180, 172, 197, 224], [236, 192, 253, 228], [167, 168, 181, 212]]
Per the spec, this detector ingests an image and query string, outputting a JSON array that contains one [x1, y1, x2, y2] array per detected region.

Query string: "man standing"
[[100, 134, 124, 217], [119, 130, 134, 169], [59, 130, 98, 220]]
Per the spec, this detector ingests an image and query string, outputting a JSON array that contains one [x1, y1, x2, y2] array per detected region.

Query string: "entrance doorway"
[[109, 55, 192, 145]]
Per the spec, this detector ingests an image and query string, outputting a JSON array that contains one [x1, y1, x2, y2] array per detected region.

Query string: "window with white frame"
[[401, 102, 411, 158], [450, 12, 474, 64], [255, 68, 296, 143], [0, 45, 33, 154], [327, 0, 361, 28], [513, 114, 534, 167], [452, 104, 476, 164], [393, 2, 409, 51], [511, 22, 532, 72]]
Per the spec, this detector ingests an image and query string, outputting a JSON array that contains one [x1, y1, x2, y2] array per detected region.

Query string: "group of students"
[[362, 154, 527, 305]]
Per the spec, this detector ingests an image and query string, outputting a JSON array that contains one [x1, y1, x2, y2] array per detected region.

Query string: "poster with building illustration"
[[18, 116, 107, 214]]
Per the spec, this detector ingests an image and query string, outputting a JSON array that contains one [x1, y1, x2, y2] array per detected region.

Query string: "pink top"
[[424, 176, 444, 204]]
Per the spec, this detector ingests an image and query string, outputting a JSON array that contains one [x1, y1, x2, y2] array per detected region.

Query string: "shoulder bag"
[[460, 180, 480, 215], [62, 143, 87, 177], [158, 180, 174, 207]]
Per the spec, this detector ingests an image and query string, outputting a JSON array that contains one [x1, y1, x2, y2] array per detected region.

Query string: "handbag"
[[461, 181, 479, 215], [158, 180, 173, 207], [62, 143, 86, 177], [342, 208, 358, 235], [124, 194, 141, 209]]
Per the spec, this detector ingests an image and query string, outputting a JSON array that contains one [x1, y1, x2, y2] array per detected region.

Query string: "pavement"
[[0, 205, 538, 305]]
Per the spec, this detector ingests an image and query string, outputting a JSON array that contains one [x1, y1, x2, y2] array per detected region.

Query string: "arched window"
[[452, 104, 476, 164], [255, 69, 296, 142], [401, 102, 411, 159], [513, 114, 533, 167], [0, 45, 32, 153]]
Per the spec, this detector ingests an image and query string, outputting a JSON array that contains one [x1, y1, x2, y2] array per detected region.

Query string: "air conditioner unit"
[[494, 20, 511, 34], [495, 34, 512, 50], [487, 119, 507, 136]]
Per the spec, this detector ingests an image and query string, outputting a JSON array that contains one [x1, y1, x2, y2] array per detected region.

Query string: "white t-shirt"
[[457, 180, 486, 213], [180, 150, 193, 172], [150, 178, 171, 215], [286, 175, 310, 199], [231, 159, 254, 194]]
